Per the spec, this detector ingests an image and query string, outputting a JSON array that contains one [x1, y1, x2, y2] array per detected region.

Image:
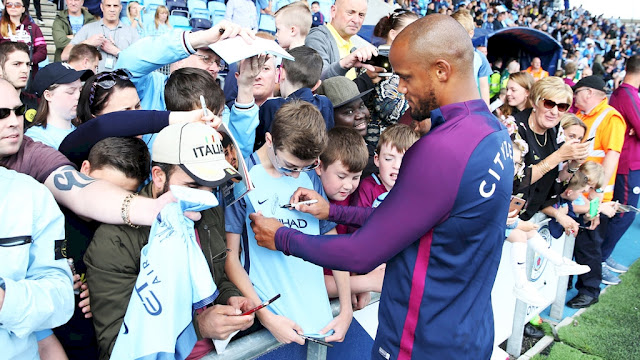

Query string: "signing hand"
[[288, 187, 330, 220], [261, 313, 305, 345], [249, 212, 284, 251]]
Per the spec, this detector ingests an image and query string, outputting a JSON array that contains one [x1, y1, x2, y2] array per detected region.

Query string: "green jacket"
[[52, 8, 96, 62], [84, 183, 241, 359]]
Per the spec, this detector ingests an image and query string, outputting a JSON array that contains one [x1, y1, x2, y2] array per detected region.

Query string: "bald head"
[[389, 14, 478, 119], [330, 0, 367, 40]]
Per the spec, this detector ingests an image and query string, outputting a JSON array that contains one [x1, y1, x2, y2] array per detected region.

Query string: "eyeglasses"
[[272, 147, 319, 173], [89, 69, 131, 106], [541, 98, 570, 112], [5, 2, 24, 8], [194, 53, 226, 71], [0, 104, 26, 120]]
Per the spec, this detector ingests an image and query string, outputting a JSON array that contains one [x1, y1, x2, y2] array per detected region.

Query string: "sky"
[[569, 0, 640, 20]]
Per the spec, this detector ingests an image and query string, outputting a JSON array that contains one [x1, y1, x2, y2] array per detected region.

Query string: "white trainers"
[[555, 258, 590, 276], [513, 282, 548, 307]]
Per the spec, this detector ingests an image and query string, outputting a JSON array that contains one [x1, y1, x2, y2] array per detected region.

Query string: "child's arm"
[[319, 228, 353, 343], [541, 205, 579, 235], [37, 333, 68, 360], [572, 195, 590, 215], [224, 232, 305, 345]]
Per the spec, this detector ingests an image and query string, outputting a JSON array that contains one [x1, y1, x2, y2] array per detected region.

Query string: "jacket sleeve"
[[52, 18, 71, 50], [226, 102, 259, 160], [0, 183, 74, 337], [115, 30, 190, 103], [305, 28, 347, 80], [31, 24, 47, 64], [58, 110, 170, 167], [210, 208, 242, 306], [84, 224, 144, 357]]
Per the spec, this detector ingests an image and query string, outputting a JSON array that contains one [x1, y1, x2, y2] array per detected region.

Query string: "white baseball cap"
[[152, 123, 242, 187]]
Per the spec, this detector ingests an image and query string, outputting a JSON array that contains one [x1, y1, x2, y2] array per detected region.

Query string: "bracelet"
[[537, 159, 550, 174], [121, 193, 140, 229]]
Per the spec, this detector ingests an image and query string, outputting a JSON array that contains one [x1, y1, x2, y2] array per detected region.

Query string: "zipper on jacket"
[[0, 236, 32, 247]]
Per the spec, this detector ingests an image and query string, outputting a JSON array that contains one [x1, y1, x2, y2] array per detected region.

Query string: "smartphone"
[[237, 294, 280, 316], [585, 136, 595, 143], [364, 45, 392, 76], [509, 196, 526, 213], [300, 335, 333, 347]]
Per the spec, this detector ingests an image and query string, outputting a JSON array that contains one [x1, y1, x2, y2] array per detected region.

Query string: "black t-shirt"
[[513, 109, 563, 220]]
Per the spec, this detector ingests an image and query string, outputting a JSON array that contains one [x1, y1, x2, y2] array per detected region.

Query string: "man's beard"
[[410, 88, 438, 121]]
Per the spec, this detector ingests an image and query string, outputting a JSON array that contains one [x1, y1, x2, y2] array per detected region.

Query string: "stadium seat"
[[190, 7, 210, 19], [208, 1, 225, 25], [143, 12, 155, 25], [167, 0, 188, 15], [169, 14, 192, 31], [144, 0, 165, 14], [188, 0, 207, 12], [190, 17, 212, 30], [258, 13, 275, 34]]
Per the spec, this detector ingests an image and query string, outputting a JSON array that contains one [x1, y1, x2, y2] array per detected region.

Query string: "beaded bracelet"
[[121, 193, 140, 229]]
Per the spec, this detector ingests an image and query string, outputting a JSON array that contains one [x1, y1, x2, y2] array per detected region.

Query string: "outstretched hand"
[[249, 212, 283, 251]]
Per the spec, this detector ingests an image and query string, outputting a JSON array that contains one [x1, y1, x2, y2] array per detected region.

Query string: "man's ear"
[[151, 166, 166, 193], [80, 160, 92, 176]]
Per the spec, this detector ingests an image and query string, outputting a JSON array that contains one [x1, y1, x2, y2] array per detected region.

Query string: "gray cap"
[[316, 76, 373, 108]]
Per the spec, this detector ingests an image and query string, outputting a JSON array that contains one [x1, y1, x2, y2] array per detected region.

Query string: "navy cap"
[[572, 75, 605, 92], [33, 62, 93, 97]]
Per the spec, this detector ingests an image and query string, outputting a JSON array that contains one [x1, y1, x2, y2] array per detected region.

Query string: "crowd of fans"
[[1, 0, 639, 358]]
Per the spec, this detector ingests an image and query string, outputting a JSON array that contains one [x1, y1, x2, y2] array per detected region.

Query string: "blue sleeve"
[[224, 63, 239, 108], [477, 51, 493, 78], [225, 197, 247, 234], [0, 180, 74, 337], [227, 102, 259, 160], [115, 30, 190, 109], [35, 329, 54, 341], [308, 171, 337, 234], [58, 110, 170, 167]]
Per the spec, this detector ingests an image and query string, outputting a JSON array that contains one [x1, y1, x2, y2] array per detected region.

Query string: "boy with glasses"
[[225, 100, 353, 346]]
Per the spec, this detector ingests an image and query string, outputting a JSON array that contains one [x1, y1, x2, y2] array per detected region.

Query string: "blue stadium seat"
[[190, 17, 212, 30], [188, 0, 207, 12], [190, 7, 210, 19], [144, 0, 165, 14], [143, 12, 155, 25], [169, 14, 192, 31], [208, 1, 225, 25], [258, 13, 275, 34]]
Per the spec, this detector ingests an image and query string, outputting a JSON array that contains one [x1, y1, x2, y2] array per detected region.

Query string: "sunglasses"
[[88, 69, 131, 106], [0, 104, 27, 120], [541, 98, 570, 112], [5, 2, 24, 8], [272, 148, 319, 174]]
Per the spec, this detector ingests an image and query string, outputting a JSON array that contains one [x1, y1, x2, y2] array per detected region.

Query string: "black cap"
[[33, 62, 93, 97], [572, 75, 605, 92]]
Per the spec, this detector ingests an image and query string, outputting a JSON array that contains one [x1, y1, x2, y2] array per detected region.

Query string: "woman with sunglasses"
[[24, 62, 93, 149], [76, 69, 141, 123], [512, 76, 590, 221], [0, 0, 47, 78]]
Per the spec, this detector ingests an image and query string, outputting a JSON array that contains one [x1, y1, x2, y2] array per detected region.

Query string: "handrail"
[[202, 293, 381, 360]]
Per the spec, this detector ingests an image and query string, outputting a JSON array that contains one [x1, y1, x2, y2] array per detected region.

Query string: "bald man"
[[250, 15, 512, 359], [305, 0, 377, 80]]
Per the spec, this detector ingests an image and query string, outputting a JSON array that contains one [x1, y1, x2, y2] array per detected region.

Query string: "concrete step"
[[41, 27, 52, 36]]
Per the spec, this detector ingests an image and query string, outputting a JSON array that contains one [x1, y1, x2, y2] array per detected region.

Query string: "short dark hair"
[[320, 127, 368, 173], [88, 137, 151, 184], [281, 46, 322, 89], [69, 44, 102, 63], [311, 1, 319, 4], [150, 161, 177, 180], [165, 67, 225, 113], [271, 100, 327, 161], [627, 54, 640, 75], [0, 41, 29, 68]]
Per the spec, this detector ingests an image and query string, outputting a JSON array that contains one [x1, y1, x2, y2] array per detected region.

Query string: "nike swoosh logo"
[[258, 199, 268, 204]]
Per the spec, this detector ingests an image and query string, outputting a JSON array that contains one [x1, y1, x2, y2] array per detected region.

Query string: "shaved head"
[[390, 14, 477, 120]]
